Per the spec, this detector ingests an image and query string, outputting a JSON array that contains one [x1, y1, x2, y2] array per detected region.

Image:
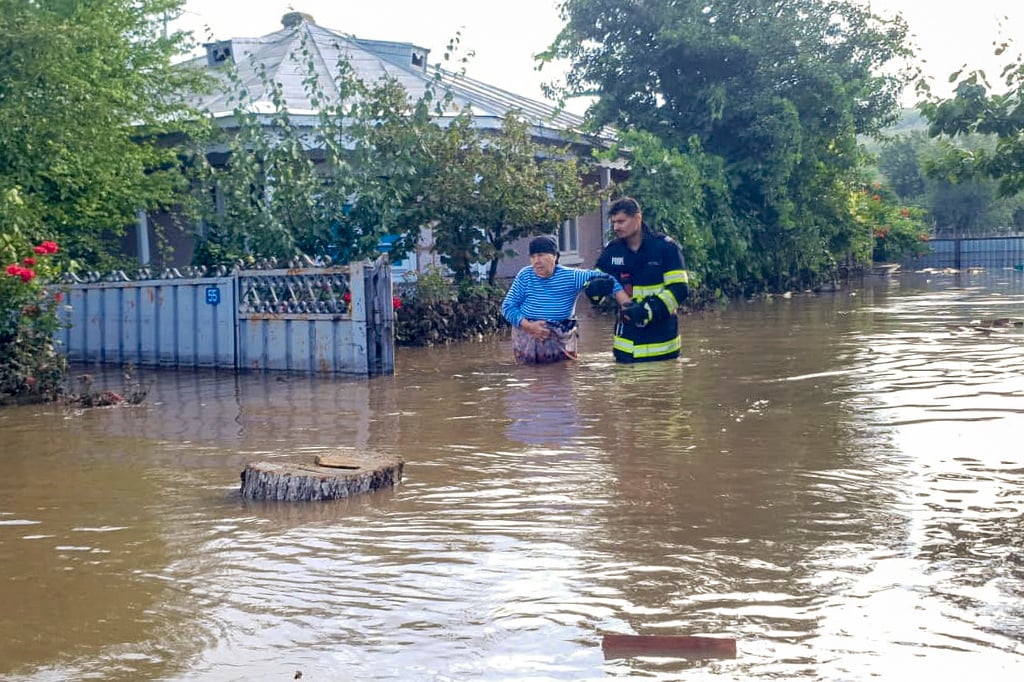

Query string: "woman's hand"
[[520, 319, 551, 340]]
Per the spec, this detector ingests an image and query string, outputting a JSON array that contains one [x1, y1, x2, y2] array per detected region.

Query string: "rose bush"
[[852, 184, 930, 264], [1, 239, 66, 404]]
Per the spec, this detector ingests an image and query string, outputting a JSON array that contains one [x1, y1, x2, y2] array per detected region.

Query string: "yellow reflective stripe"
[[612, 335, 681, 358], [632, 284, 662, 298], [633, 272, 688, 301], [629, 285, 678, 311], [632, 336, 681, 358], [657, 289, 679, 312]]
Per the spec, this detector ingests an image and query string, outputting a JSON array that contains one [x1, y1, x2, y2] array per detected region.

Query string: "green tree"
[[199, 32, 600, 284], [0, 0, 209, 268], [425, 112, 602, 284], [196, 54, 357, 265], [878, 133, 928, 200], [918, 45, 1024, 198], [544, 0, 915, 292], [925, 177, 999, 238], [195, 32, 450, 267], [874, 124, 1024, 237]]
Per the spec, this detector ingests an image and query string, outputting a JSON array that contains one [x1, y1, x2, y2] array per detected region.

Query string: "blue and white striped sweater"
[[501, 265, 621, 328]]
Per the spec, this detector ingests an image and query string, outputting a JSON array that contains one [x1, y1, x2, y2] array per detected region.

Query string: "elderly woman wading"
[[502, 235, 628, 364]]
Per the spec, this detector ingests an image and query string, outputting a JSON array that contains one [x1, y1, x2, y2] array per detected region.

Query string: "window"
[[206, 41, 234, 66], [558, 218, 580, 263]]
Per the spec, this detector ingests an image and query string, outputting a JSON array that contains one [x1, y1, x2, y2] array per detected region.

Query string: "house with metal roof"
[[135, 11, 625, 277]]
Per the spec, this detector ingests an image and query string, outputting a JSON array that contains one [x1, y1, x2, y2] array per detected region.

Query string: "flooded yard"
[[1, 270, 1023, 680]]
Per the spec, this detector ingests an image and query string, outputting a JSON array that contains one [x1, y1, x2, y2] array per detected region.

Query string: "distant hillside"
[[861, 108, 928, 154], [885, 108, 927, 135]]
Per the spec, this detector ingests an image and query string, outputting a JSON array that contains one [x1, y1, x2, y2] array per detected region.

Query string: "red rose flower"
[[5, 264, 34, 282], [392, 296, 401, 310]]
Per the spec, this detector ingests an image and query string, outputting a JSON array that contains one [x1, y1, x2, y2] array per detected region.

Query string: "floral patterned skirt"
[[511, 320, 578, 364]]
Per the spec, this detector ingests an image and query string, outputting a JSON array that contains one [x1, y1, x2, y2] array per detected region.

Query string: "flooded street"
[[1, 271, 1023, 681]]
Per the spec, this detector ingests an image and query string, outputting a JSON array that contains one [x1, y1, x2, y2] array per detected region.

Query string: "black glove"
[[620, 300, 653, 327], [584, 275, 614, 302]]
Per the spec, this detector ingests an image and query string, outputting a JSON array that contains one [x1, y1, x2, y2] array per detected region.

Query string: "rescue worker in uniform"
[[583, 197, 689, 363]]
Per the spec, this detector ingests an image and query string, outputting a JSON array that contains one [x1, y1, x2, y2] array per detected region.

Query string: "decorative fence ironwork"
[[237, 269, 351, 315], [55, 257, 393, 375]]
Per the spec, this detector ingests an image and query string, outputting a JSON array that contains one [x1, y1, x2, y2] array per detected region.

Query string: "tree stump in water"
[[239, 452, 404, 501]]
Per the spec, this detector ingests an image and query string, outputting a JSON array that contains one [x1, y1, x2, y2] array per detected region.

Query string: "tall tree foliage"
[[199, 31, 599, 283], [545, 0, 914, 292], [918, 43, 1024, 198], [877, 133, 928, 200], [0, 0, 208, 267], [597, 130, 731, 289], [425, 112, 600, 284], [197, 32, 450, 266], [875, 128, 1024, 237]]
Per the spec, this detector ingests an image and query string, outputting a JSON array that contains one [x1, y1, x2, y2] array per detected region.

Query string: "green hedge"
[[395, 280, 507, 346]]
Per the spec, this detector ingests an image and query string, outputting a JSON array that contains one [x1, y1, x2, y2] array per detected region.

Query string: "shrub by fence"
[[395, 277, 507, 346]]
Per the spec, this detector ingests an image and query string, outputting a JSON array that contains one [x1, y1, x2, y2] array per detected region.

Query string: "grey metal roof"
[[184, 14, 610, 145]]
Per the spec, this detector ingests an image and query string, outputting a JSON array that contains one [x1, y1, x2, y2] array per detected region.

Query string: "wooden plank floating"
[[239, 452, 403, 501], [602, 634, 737, 660], [313, 454, 363, 469]]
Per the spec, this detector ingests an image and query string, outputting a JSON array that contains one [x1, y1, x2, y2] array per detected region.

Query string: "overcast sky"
[[175, 0, 1023, 113]]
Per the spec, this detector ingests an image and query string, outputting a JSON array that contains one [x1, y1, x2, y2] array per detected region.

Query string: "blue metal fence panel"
[[58, 277, 237, 368], [234, 264, 375, 374], [55, 258, 393, 375], [904, 239, 952, 269], [903, 237, 1024, 270], [237, 316, 366, 373]]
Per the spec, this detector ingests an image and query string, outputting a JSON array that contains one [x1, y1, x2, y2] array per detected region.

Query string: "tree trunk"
[[239, 453, 403, 501]]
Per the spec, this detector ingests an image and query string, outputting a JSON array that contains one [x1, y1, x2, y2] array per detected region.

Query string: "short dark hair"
[[607, 196, 641, 217]]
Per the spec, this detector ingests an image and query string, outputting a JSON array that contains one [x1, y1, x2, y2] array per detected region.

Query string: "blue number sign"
[[205, 286, 221, 306]]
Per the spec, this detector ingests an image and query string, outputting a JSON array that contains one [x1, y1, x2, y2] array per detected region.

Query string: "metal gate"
[[56, 257, 394, 375]]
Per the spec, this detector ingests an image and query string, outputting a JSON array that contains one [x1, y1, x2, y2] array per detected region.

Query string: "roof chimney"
[[281, 11, 315, 28]]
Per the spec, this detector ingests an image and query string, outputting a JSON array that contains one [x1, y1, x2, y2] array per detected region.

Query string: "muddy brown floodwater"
[[1, 270, 1022, 681]]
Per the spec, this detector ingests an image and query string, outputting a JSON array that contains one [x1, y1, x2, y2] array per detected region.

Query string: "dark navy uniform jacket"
[[595, 228, 689, 363]]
